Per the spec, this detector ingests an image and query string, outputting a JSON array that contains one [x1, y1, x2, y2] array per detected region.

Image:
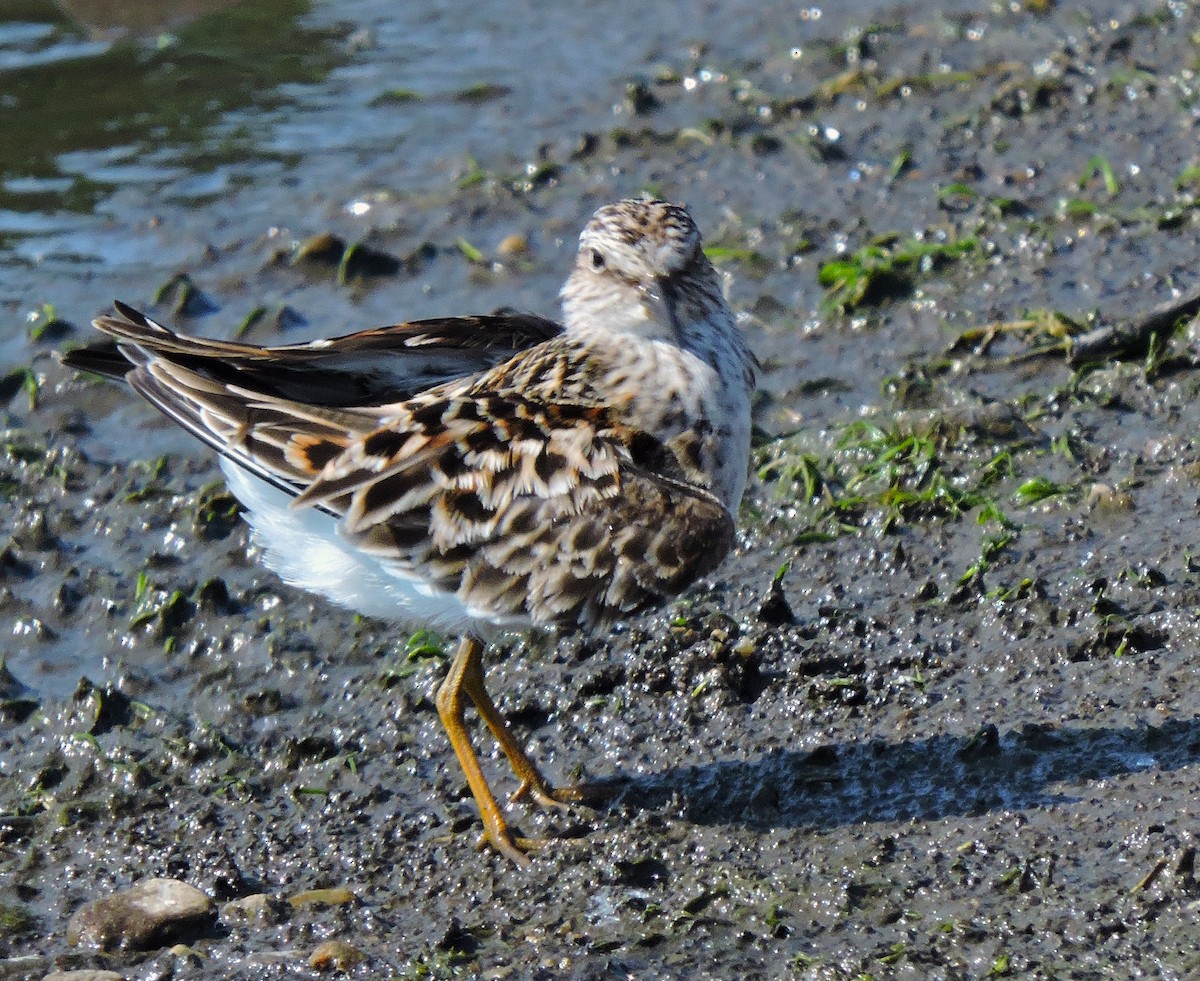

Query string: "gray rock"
[[66, 878, 213, 952], [218, 893, 287, 928]]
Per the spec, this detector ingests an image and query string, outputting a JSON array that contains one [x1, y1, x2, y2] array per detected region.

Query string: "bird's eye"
[[590, 249, 605, 270]]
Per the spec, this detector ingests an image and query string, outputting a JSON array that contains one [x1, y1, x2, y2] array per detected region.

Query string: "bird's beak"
[[642, 272, 685, 342]]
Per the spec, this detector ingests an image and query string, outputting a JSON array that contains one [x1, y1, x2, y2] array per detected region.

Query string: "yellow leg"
[[435, 635, 616, 861], [435, 635, 529, 865], [455, 638, 579, 811]]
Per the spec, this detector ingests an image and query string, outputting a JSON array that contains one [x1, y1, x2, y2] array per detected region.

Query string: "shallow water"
[[2, 0, 961, 353]]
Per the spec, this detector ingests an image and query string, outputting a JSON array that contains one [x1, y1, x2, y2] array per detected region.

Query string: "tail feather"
[[64, 300, 562, 408], [59, 340, 133, 381], [58, 299, 566, 517]]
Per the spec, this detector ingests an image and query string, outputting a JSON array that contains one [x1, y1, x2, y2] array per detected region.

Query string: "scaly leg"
[[455, 638, 581, 811], [435, 635, 528, 865]]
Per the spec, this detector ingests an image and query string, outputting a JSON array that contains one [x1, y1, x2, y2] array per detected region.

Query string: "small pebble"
[[287, 886, 357, 909], [293, 232, 346, 265], [497, 234, 529, 257], [309, 939, 366, 970], [1086, 482, 1135, 511], [220, 893, 287, 927]]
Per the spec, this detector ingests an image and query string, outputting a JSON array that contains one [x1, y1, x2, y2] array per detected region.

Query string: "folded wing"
[[64, 303, 734, 629]]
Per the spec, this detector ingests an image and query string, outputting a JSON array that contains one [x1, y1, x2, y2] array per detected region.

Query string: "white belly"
[[219, 458, 523, 635]]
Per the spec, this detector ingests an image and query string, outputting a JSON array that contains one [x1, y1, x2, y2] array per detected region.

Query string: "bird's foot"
[[475, 828, 591, 862], [510, 776, 626, 809], [474, 823, 532, 866]]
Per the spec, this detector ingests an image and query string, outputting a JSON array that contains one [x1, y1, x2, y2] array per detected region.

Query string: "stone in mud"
[[219, 893, 288, 927], [497, 233, 529, 257], [758, 575, 796, 625], [0, 957, 47, 979], [287, 886, 357, 909], [337, 241, 402, 281], [292, 232, 346, 266], [66, 878, 214, 952], [43, 972, 125, 981], [309, 939, 366, 970], [1085, 482, 1135, 511]]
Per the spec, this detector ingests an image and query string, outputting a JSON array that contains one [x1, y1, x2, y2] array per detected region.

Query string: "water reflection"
[[0, 0, 344, 232], [53, 0, 245, 38]]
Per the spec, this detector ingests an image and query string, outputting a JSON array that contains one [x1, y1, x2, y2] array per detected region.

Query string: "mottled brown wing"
[[295, 392, 735, 629], [114, 351, 372, 502], [64, 303, 734, 628], [62, 301, 562, 406]]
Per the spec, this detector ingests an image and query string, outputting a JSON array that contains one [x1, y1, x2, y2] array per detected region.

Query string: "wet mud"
[[5, 0, 1200, 977]]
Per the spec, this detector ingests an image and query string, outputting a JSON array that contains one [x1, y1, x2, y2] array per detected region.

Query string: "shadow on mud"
[[622, 717, 1200, 830]]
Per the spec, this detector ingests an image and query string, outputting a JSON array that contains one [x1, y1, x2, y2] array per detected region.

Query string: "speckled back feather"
[[63, 200, 753, 634]]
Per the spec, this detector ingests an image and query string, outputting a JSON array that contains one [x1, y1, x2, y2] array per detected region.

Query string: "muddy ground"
[[4, 0, 1200, 977]]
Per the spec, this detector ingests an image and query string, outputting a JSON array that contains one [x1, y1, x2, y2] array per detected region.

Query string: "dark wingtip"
[[112, 299, 147, 324], [59, 340, 131, 379]]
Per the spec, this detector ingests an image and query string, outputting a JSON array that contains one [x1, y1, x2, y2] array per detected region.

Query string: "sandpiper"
[[63, 199, 757, 863]]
